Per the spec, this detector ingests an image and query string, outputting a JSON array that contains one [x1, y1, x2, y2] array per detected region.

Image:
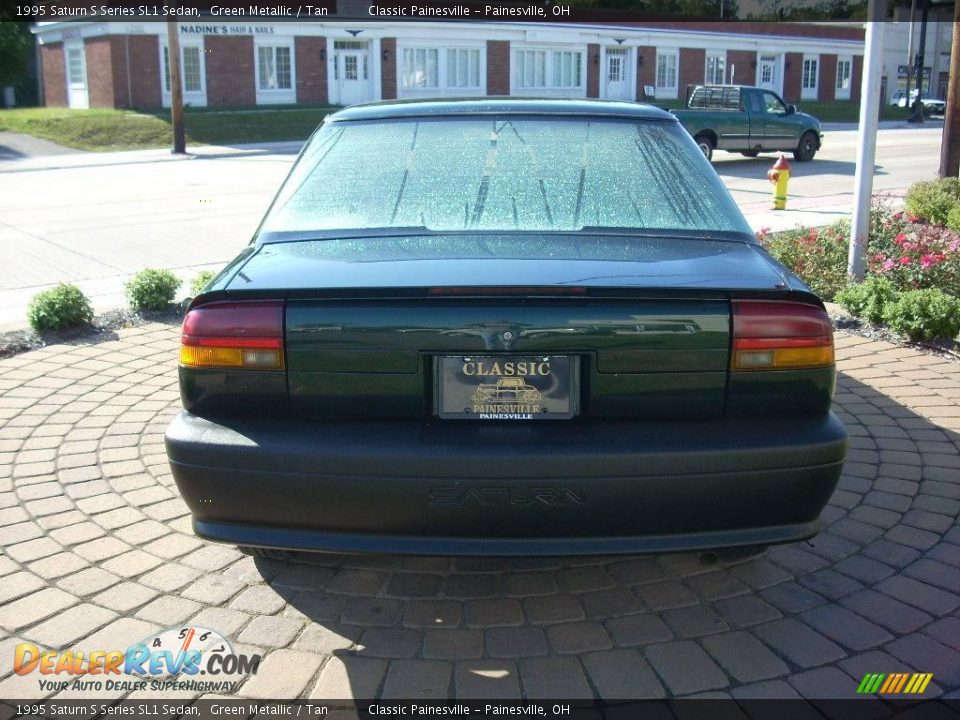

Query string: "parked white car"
[[889, 89, 946, 116]]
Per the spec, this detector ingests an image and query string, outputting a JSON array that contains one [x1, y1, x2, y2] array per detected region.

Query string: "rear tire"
[[239, 546, 291, 561], [694, 134, 715, 162], [793, 131, 818, 162]]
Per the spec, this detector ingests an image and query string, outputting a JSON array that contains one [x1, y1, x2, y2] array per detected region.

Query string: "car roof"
[[326, 97, 676, 123]]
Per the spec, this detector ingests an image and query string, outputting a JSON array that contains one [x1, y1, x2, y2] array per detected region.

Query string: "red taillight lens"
[[180, 301, 284, 370], [732, 300, 834, 371]]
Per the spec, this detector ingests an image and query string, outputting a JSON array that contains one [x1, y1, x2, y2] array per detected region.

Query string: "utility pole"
[[908, 0, 930, 122], [904, 0, 917, 105], [849, 2, 885, 282], [166, 19, 186, 154], [939, 0, 960, 177]]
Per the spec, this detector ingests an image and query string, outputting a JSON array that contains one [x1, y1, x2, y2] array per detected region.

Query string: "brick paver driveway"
[[1, 325, 958, 700]]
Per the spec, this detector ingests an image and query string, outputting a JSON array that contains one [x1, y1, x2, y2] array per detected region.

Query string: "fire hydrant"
[[767, 154, 791, 210]]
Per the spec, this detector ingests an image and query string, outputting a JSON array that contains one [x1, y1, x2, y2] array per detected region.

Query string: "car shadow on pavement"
[[714, 158, 873, 182], [232, 368, 960, 702]]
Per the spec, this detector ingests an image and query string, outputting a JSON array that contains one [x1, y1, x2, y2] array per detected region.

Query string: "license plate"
[[437, 356, 577, 420]]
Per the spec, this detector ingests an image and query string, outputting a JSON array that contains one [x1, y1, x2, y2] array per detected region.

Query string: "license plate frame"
[[436, 355, 578, 421]]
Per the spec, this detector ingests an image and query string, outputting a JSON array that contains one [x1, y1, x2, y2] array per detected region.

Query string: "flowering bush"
[[757, 223, 850, 300], [865, 204, 960, 297], [759, 197, 960, 300]]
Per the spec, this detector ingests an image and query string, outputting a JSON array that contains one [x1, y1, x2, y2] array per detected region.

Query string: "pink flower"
[[921, 254, 936, 269], [895, 233, 907, 245], [900, 256, 912, 266], [893, 211, 904, 220], [882, 258, 896, 272]]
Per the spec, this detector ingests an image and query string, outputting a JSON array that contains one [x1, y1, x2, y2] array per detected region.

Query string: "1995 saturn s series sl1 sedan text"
[[165, 98, 848, 558]]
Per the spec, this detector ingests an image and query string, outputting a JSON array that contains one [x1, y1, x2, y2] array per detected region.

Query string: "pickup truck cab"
[[672, 85, 823, 162]]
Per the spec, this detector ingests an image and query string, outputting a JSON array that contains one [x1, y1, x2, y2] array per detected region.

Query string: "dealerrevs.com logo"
[[14, 626, 260, 694], [857, 672, 934, 695]]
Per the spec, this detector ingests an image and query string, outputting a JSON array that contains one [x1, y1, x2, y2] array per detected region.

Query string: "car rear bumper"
[[165, 411, 847, 556]]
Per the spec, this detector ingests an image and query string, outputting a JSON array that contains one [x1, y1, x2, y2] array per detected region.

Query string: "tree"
[[0, 22, 32, 87]]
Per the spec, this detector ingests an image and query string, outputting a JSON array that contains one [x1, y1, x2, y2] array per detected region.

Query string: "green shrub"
[[190, 270, 217, 296], [757, 223, 850, 300], [126, 269, 182, 311], [27, 283, 93, 332], [834, 277, 897, 325], [947, 205, 960, 234], [904, 178, 960, 226], [882, 289, 960, 342]]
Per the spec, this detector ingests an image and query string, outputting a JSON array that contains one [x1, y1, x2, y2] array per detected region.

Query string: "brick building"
[[34, 20, 865, 110]]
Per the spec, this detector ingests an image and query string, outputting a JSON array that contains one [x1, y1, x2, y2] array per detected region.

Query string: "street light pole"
[[166, 19, 186, 154], [939, 0, 960, 177], [849, 3, 885, 282]]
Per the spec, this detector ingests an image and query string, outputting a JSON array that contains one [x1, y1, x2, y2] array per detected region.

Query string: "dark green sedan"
[[165, 98, 847, 558]]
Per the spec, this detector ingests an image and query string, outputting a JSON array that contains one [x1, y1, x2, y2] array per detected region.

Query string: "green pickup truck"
[[672, 85, 823, 162]]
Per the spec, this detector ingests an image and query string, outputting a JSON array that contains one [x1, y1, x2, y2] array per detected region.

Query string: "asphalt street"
[[0, 123, 946, 329]]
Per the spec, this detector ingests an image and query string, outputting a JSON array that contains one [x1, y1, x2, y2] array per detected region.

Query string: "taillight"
[[732, 300, 834, 371], [180, 301, 284, 370]]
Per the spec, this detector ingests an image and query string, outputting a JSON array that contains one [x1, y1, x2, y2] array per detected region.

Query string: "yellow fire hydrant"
[[767, 154, 791, 210]]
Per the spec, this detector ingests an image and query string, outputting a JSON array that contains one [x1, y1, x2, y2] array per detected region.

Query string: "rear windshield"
[[259, 116, 751, 236]]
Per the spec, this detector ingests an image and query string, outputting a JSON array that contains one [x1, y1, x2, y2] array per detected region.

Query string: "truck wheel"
[[793, 131, 818, 162], [694, 134, 715, 161]]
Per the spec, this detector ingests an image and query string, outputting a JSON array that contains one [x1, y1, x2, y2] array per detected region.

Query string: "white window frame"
[[801, 54, 819, 100], [398, 43, 485, 97], [835, 56, 852, 100], [511, 44, 586, 97], [159, 37, 207, 108], [655, 48, 679, 99], [705, 50, 726, 85], [254, 37, 296, 105]]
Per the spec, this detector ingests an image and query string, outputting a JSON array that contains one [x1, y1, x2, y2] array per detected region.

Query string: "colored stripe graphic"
[[858, 672, 933, 694]]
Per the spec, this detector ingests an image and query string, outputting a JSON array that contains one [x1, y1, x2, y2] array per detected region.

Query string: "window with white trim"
[[258, 45, 292, 91], [447, 48, 481, 88], [801, 57, 820, 96], [402, 48, 439, 89], [515, 49, 547, 88], [836, 57, 852, 99], [705, 51, 726, 84], [513, 47, 584, 91], [656, 50, 678, 96], [163, 45, 203, 94]]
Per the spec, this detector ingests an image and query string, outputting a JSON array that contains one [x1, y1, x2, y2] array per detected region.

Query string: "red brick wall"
[[636, 45, 655, 100], [107, 37, 129, 108], [818, 54, 837, 102], [381, 38, 396, 100], [679, 48, 706, 94], [487, 40, 509, 95], [41, 43, 67, 107], [586, 43, 600, 98], [784, 52, 802, 102], [128, 35, 161, 109], [296, 36, 327, 104], [726, 50, 755, 87], [206, 36, 255, 107], [86, 38, 114, 107], [851, 55, 863, 101]]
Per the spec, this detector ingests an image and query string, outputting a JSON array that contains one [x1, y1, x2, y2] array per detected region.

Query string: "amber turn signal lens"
[[179, 345, 284, 370], [733, 344, 834, 371]]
